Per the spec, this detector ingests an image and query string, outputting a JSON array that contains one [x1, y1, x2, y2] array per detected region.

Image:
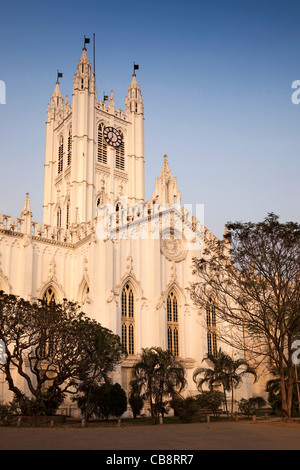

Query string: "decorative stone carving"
[[160, 237, 186, 262], [106, 290, 115, 303], [48, 256, 56, 280]]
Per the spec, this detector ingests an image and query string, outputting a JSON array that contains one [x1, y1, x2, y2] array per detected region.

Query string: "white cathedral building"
[[0, 45, 265, 415]]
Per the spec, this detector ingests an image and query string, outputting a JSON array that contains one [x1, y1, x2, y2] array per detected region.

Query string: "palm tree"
[[193, 350, 231, 416], [130, 347, 186, 423], [193, 349, 257, 417], [226, 356, 257, 416]]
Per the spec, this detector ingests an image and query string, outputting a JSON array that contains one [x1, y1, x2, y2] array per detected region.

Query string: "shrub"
[[129, 392, 144, 419], [88, 383, 127, 420], [196, 390, 224, 418], [251, 396, 266, 409], [109, 383, 127, 419], [238, 398, 256, 418], [17, 387, 65, 416], [0, 401, 19, 426], [238, 397, 266, 418], [170, 396, 198, 423]]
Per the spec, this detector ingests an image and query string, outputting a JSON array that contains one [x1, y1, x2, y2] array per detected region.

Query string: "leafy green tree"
[[74, 324, 124, 420], [193, 351, 231, 415], [226, 356, 257, 416], [193, 350, 256, 416], [189, 213, 300, 418], [0, 292, 123, 416], [130, 347, 186, 424]]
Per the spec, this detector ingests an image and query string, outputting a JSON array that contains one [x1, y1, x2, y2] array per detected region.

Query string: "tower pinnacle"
[[21, 192, 32, 216], [125, 71, 144, 115], [153, 155, 181, 206], [50, 80, 63, 110], [73, 46, 93, 92]]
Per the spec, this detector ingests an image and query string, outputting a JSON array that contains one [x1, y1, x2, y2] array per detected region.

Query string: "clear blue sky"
[[0, 0, 299, 238]]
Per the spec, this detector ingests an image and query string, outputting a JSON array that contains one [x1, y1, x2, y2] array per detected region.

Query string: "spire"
[[79, 46, 90, 66], [50, 80, 63, 110], [21, 193, 32, 216], [159, 154, 173, 183], [125, 71, 144, 115], [73, 46, 93, 92], [130, 73, 138, 87], [108, 90, 115, 112], [152, 155, 181, 206], [21, 193, 33, 235]]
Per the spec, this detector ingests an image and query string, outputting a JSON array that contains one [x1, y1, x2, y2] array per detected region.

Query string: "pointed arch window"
[[67, 127, 72, 166], [40, 287, 58, 358], [121, 283, 135, 355], [57, 207, 62, 228], [116, 132, 125, 170], [115, 200, 124, 224], [97, 123, 108, 164], [66, 202, 70, 230], [58, 135, 63, 174], [82, 284, 89, 306], [206, 297, 218, 356], [42, 287, 57, 305], [167, 290, 179, 357]]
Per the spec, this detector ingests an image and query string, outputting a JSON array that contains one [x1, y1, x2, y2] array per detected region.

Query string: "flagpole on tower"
[[57, 70, 63, 83], [133, 62, 139, 75], [83, 35, 90, 49]]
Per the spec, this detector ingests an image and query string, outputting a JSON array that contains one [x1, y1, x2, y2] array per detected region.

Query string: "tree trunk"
[[286, 369, 294, 419], [223, 385, 229, 417], [3, 359, 28, 413], [279, 362, 288, 419]]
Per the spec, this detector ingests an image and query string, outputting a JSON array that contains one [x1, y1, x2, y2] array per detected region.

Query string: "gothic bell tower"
[[42, 44, 145, 231]]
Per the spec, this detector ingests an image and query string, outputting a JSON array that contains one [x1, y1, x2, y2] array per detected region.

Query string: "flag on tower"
[[57, 71, 63, 83]]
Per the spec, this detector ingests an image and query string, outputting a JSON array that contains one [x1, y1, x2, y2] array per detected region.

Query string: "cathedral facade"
[[0, 46, 263, 416]]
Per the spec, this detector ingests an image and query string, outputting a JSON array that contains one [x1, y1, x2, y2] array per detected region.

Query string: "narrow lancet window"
[[121, 283, 135, 355]]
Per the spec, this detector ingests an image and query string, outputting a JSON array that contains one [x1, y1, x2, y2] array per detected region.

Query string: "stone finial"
[[21, 193, 32, 217], [108, 90, 115, 111]]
